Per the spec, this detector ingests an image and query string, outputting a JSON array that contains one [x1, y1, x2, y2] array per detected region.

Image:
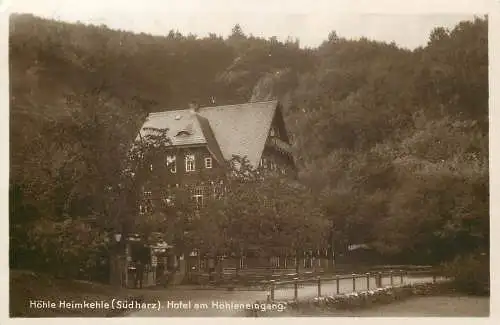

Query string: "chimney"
[[188, 101, 200, 113]]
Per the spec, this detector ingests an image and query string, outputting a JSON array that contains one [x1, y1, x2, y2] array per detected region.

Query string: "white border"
[[1, 1, 498, 325]]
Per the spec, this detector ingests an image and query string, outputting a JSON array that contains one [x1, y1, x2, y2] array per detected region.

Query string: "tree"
[[230, 24, 245, 39], [9, 13, 488, 281], [327, 30, 340, 43], [194, 156, 329, 275]]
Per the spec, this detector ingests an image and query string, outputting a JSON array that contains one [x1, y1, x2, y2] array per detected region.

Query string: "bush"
[[443, 253, 489, 295], [19, 218, 110, 282]]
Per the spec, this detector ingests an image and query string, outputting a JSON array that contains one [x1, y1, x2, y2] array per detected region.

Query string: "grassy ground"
[[10, 269, 156, 317]]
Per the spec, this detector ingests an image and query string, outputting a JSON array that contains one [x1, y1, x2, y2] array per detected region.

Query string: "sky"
[[7, 0, 485, 50]]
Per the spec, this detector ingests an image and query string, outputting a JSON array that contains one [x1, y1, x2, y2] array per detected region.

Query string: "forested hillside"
[[9, 14, 488, 277]]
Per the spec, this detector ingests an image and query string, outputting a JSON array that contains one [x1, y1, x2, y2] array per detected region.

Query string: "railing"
[[266, 137, 292, 154], [222, 268, 321, 284], [266, 269, 445, 302]]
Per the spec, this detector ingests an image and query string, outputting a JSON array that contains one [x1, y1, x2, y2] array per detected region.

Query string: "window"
[[185, 154, 195, 172], [139, 199, 153, 214], [212, 182, 225, 199], [162, 187, 175, 207], [264, 198, 273, 209], [271, 256, 280, 268], [192, 186, 204, 209], [167, 155, 176, 173], [204, 157, 212, 169], [270, 127, 276, 137], [163, 194, 175, 207]]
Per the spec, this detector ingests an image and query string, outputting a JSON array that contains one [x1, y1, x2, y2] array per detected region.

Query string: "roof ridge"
[[148, 109, 190, 116], [147, 100, 278, 116], [200, 100, 277, 111]]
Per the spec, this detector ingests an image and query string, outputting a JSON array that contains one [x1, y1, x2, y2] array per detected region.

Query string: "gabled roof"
[[197, 100, 279, 167], [137, 100, 280, 168]]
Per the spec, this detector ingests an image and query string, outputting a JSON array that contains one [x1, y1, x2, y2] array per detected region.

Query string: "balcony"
[[266, 136, 292, 154]]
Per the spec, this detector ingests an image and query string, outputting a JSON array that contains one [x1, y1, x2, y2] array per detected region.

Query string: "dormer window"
[[269, 126, 280, 138], [167, 155, 176, 173], [185, 154, 195, 172], [176, 130, 190, 137], [204, 157, 212, 169]]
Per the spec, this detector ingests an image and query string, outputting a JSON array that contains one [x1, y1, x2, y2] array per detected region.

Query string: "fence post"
[[376, 272, 382, 288], [400, 270, 404, 285], [390, 271, 394, 286], [352, 273, 356, 292], [366, 272, 370, 290], [252, 300, 259, 317], [433, 273, 437, 284], [294, 277, 299, 300], [270, 280, 275, 301], [317, 276, 321, 297], [336, 275, 340, 295]]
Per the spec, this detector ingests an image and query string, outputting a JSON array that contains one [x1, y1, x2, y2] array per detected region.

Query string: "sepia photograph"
[[4, 0, 492, 320]]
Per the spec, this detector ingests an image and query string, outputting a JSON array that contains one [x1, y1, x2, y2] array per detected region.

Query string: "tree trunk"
[[235, 251, 241, 279], [216, 256, 223, 282], [124, 243, 130, 288], [328, 246, 335, 270], [295, 249, 301, 275]]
